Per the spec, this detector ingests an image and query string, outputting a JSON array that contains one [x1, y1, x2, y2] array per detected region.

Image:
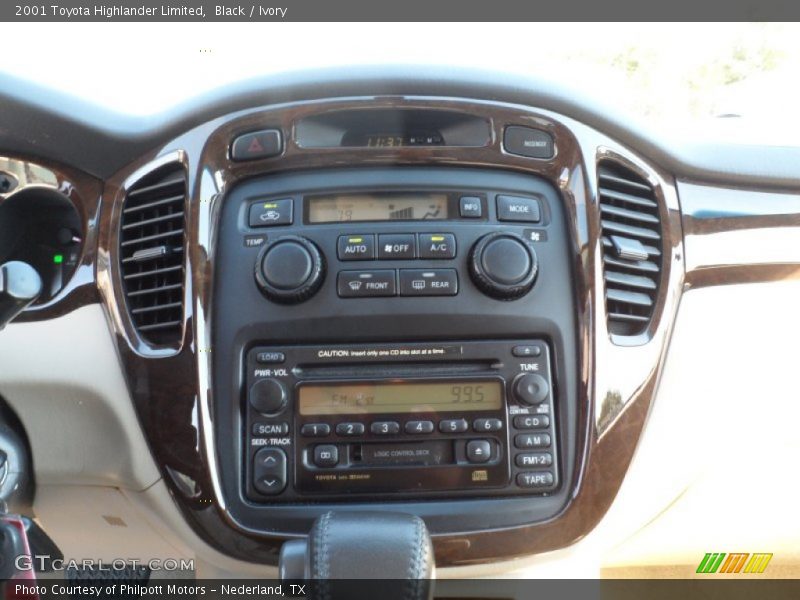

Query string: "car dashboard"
[[1, 67, 799, 578]]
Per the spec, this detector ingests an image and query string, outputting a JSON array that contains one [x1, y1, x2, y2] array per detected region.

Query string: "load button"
[[399, 269, 458, 296]]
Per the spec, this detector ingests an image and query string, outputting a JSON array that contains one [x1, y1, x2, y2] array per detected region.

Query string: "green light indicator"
[[53, 254, 64, 264]]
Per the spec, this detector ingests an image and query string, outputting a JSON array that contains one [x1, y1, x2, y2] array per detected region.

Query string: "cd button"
[[371, 421, 400, 435], [466, 440, 492, 464], [473, 418, 502, 432], [337, 235, 375, 260], [405, 420, 435, 434], [377, 234, 416, 259], [313, 444, 339, 468], [418, 233, 456, 259], [516, 471, 555, 488], [439, 418, 469, 433], [301, 423, 331, 437], [513, 415, 550, 430], [335, 422, 365, 436], [515, 433, 551, 449], [337, 270, 397, 298]]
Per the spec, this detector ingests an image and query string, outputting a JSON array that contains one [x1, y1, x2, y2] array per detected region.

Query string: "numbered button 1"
[[405, 420, 435, 434], [335, 422, 365, 436], [301, 423, 331, 437], [439, 418, 468, 433], [371, 421, 400, 435]]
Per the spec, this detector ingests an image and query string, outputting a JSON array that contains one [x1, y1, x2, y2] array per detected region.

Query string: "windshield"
[[3, 22, 799, 143]]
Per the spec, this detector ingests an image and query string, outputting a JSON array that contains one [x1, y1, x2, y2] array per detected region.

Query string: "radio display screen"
[[307, 192, 448, 223], [298, 380, 502, 415]]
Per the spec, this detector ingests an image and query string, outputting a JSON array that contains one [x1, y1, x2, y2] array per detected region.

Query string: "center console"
[[212, 167, 578, 536]]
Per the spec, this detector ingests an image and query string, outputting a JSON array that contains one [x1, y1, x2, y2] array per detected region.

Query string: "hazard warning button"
[[231, 129, 283, 161]]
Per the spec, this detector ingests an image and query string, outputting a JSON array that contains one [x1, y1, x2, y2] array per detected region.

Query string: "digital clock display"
[[298, 380, 503, 416], [307, 192, 449, 223]]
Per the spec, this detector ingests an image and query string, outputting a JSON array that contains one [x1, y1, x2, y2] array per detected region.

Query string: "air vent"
[[119, 165, 187, 346], [598, 161, 662, 336]]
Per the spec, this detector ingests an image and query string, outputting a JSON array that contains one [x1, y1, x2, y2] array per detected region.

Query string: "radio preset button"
[[252, 422, 289, 436], [513, 414, 550, 430], [313, 445, 339, 468], [335, 422, 365, 436], [513, 373, 550, 405], [418, 233, 456, 259], [515, 452, 553, 468], [405, 420, 435, 434], [371, 421, 401, 435], [253, 447, 286, 495], [473, 418, 502, 432], [377, 234, 416, 259], [466, 440, 492, 464], [515, 433, 551, 449], [512, 344, 542, 358], [337, 270, 397, 298], [337, 235, 375, 260], [301, 423, 331, 437], [439, 418, 469, 433], [516, 471, 554, 488], [399, 269, 458, 296], [459, 196, 483, 218], [249, 379, 287, 415]]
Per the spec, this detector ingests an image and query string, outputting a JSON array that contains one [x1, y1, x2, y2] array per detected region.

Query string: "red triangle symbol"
[[247, 137, 264, 153]]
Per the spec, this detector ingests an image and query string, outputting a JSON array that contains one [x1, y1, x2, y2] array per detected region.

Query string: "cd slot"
[[293, 360, 501, 379]]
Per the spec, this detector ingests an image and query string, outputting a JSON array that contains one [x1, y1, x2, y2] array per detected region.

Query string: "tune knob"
[[255, 235, 325, 304], [512, 373, 550, 406], [468, 232, 538, 300], [250, 378, 287, 415]]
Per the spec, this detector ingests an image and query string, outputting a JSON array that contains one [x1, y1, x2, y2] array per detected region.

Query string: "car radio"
[[243, 339, 558, 502]]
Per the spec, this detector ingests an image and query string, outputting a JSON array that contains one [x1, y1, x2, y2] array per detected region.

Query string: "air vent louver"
[[119, 165, 186, 345], [598, 161, 662, 336]]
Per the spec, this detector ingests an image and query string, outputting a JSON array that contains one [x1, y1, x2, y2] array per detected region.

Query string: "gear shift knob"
[[0, 261, 42, 331]]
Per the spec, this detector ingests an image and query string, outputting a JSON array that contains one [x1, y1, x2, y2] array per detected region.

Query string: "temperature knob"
[[255, 236, 324, 304], [468, 232, 538, 300]]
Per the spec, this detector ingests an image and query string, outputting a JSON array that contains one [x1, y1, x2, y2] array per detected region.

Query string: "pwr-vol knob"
[[513, 373, 550, 406], [250, 379, 287, 415], [255, 235, 324, 304], [468, 232, 538, 300]]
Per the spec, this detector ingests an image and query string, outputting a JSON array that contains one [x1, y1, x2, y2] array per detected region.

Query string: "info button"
[[399, 269, 458, 296]]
